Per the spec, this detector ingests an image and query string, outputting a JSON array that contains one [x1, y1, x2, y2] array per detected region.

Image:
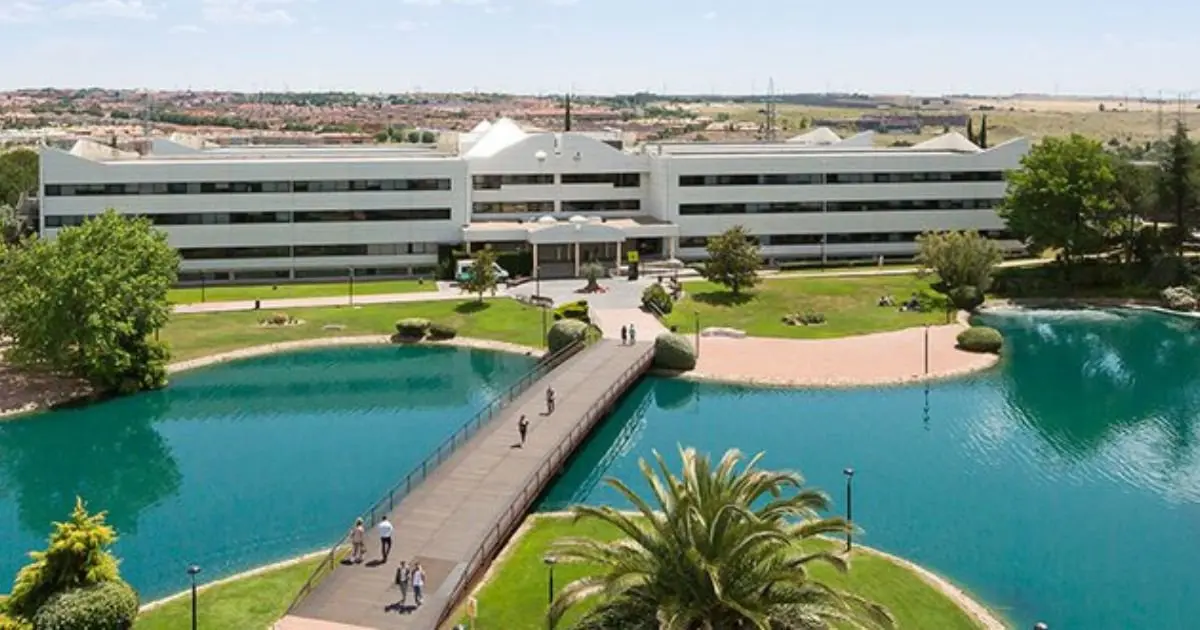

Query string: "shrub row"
[[393, 318, 457, 340], [641, 283, 673, 315], [956, 326, 1003, 354], [32, 580, 138, 630], [552, 299, 590, 323], [548, 319, 589, 353]]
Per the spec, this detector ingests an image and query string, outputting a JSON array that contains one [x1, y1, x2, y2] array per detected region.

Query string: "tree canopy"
[[0, 210, 179, 393], [915, 230, 1004, 292], [459, 247, 500, 302], [999, 134, 1123, 270], [0, 148, 38, 206], [703, 225, 762, 295], [1157, 120, 1200, 266]]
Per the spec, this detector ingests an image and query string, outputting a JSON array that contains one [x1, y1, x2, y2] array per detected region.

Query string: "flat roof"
[[110, 155, 460, 165], [653, 144, 969, 158]]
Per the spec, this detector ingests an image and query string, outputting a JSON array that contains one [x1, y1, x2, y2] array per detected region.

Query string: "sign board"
[[627, 250, 640, 263]]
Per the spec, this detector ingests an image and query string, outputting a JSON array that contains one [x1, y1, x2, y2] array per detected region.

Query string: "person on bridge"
[[378, 516, 394, 563], [412, 563, 427, 606], [518, 414, 529, 446], [546, 387, 556, 414], [395, 561, 412, 606], [350, 518, 366, 564], [620, 325, 628, 345], [629, 323, 637, 344]]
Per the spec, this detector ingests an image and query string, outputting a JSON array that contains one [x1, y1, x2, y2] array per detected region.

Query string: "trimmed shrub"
[[641, 283, 673, 315], [653, 333, 697, 371], [32, 581, 138, 630], [428, 323, 457, 340], [947, 286, 984, 311], [0, 614, 30, 630], [1161, 286, 1197, 311], [956, 326, 1003, 354], [552, 300, 591, 323], [394, 318, 431, 338], [547, 319, 589, 353], [268, 312, 290, 325]]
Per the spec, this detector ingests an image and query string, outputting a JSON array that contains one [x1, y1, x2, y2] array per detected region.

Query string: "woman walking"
[[350, 518, 366, 564], [412, 562, 427, 606]]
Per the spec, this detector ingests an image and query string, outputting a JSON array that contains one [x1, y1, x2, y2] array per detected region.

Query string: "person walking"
[[620, 325, 628, 345], [518, 414, 529, 446], [412, 562, 427, 606], [378, 516, 394, 563], [629, 323, 637, 344], [546, 386, 556, 414], [350, 518, 366, 564], [394, 560, 412, 606]]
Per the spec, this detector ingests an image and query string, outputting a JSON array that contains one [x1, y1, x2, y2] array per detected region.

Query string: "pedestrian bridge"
[[277, 338, 655, 630]]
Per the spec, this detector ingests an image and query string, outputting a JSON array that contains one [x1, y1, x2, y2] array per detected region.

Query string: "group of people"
[[516, 386, 557, 446], [620, 324, 638, 345], [348, 516, 427, 608]]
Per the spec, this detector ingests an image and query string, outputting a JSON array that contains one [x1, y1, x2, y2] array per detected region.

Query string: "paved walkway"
[[279, 339, 654, 630], [174, 284, 473, 314], [592, 307, 670, 341]]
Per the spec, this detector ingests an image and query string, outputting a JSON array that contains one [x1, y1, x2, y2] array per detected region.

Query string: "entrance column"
[[574, 241, 581, 277], [668, 236, 677, 258], [464, 241, 472, 254], [615, 240, 623, 274], [532, 242, 539, 273]]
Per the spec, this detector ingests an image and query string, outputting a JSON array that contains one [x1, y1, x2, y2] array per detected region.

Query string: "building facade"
[[38, 121, 1028, 282]]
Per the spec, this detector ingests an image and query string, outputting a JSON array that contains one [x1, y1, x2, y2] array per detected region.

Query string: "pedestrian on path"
[[394, 560, 412, 605], [378, 516, 394, 562], [412, 563, 427, 606], [620, 325, 628, 345], [518, 414, 529, 446], [629, 323, 637, 344], [546, 387, 556, 414], [350, 518, 366, 564]]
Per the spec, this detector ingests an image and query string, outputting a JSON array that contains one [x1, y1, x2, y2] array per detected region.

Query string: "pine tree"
[[564, 93, 572, 132], [966, 117, 975, 144], [978, 115, 989, 149]]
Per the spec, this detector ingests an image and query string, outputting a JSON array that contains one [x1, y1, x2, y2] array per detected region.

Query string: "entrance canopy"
[[462, 215, 679, 244]]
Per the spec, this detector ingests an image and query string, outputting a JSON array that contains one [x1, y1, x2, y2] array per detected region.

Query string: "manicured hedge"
[[547, 319, 589, 353], [947, 286, 984, 311], [956, 326, 1003, 354], [653, 333, 697, 371], [428, 323, 457, 340], [552, 299, 590, 323], [394, 317, 431, 338], [641, 283, 673, 315], [32, 581, 138, 630]]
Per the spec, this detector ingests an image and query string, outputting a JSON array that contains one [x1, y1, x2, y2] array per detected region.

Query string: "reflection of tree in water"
[[0, 392, 181, 536], [994, 311, 1200, 460], [653, 377, 700, 411]]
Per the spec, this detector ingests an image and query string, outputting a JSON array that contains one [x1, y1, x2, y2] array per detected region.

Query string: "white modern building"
[[38, 120, 1028, 282]]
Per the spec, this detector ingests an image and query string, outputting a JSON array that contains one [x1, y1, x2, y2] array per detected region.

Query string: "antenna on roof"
[[564, 91, 572, 132]]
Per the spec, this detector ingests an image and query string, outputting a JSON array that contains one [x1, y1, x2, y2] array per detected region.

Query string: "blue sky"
[[1, 0, 1198, 96]]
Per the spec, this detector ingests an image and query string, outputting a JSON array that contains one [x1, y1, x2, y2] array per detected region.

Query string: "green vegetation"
[[641, 283, 673, 314], [547, 319, 589, 353], [34, 581, 139, 630], [703, 225, 762, 295], [916, 231, 1003, 296], [0, 148, 37, 207], [652, 333, 696, 370], [134, 558, 321, 630], [167, 278, 433, 304], [460, 247, 501, 302], [956, 326, 1004, 354], [161, 299, 543, 361], [394, 317, 432, 339], [0, 210, 178, 393], [552, 299, 591, 323], [665, 275, 943, 339]]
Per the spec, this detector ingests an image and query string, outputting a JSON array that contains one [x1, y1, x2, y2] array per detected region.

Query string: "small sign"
[[627, 250, 640, 263]]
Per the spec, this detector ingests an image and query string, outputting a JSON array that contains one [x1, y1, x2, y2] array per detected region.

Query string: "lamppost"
[[543, 555, 557, 629], [200, 272, 206, 303], [537, 265, 547, 348], [348, 267, 355, 307], [923, 324, 930, 375], [843, 468, 855, 552], [187, 564, 201, 630], [693, 310, 700, 357]]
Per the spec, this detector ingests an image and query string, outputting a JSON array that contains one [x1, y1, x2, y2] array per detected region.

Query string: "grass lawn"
[[459, 515, 985, 630], [162, 298, 545, 361], [167, 278, 435, 304], [135, 558, 320, 630], [663, 275, 946, 339]]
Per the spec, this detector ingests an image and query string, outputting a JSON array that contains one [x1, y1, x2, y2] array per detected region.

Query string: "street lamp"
[[187, 564, 201, 630], [543, 555, 558, 629], [537, 265, 547, 348], [843, 468, 855, 552], [348, 267, 355, 307], [693, 310, 700, 357]]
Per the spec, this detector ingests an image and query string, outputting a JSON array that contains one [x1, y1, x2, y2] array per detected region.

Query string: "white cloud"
[[169, 23, 205, 33], [702, 10, 716, 19], [60, 0, 156, 20], [0, 0, 43, 22], [202, 0, 296, 25], [395, 19, 428, 31]]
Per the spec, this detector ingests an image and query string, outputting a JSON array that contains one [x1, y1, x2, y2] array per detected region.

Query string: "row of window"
[[678, 199, 1001, 216], [44, 208, 453, 228], [678, 171, 1005, 187], [470, 199, 642, 214], [44, 178, 453, 197], [471, 173, 641, 190], [178, 266, 438, 282], [679, 230, 1015, 248], [179, 243, 438, 260]]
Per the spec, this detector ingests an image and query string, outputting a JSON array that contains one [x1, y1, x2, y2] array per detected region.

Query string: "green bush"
[[0, 614, 30, 630], [31, 581, 138, 630], [653, 333, 697, 371], [394, 318, 431, 338], [552, 300, 591, 323], [947, 285, 984, 311], [956, 326, 1003, 354], [427, 323, 457, 340], [641, 284, 673, 315], [547, 319, 589, 353]]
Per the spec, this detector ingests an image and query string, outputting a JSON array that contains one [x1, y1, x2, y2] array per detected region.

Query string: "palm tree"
[[548, 447, 894, 630]]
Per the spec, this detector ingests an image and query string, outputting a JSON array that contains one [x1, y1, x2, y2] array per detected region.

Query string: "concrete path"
[[279, 339, 654, 630], [174, 283, 491, 314], [592, 308, 670, 341]]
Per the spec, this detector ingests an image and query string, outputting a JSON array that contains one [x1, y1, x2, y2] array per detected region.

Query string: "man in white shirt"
[[378, 517, 394, 563]]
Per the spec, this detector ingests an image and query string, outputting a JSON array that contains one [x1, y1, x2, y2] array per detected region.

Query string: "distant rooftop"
[[650, 129, 997, 157]]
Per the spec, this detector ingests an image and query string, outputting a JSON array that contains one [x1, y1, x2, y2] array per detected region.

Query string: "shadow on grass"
[[691, 290, 755, 307], [454, 300, 491, 314]]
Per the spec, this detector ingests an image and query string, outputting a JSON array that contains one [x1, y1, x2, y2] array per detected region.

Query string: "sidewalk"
[[173, 287, 498, 314], [592, 308, 670, 340]]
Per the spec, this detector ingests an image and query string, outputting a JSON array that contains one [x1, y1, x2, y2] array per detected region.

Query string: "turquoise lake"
[[0, 345, 537, 600], [540, 309, 1200, 630]]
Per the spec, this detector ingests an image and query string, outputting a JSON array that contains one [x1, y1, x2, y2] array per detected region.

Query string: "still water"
[[540, 309, 1200, 630], [0, 345, 536, 600]]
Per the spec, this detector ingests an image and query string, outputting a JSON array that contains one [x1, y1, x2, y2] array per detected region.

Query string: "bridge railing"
[[437, 343, 655, 627], [286, 338, 587, 613]]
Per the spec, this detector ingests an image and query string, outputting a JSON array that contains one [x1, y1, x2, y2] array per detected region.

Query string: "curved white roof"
[[463, 117, 528, 158], [469, 120, 493, 134], [786, 127, 842, 145], [914, 132, 981, 153]]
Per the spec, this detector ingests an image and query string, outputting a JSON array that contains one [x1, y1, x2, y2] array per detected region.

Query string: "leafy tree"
[[549, 448, 894, 630], [0, 203, 27, 245], [1110, 157, 1158, 267], [999, 134, 1122, 277], [1157, 120, 1199, 264], [915, 230, 1004, 293], [703, 225, 761, 295], [966, 117, 975, 144], [5, 498, 122, 620], [459, 247, 499, 302], [978, 114, 989, 149], [0, 148, 39, 206], [0, 210, 178, 393]]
